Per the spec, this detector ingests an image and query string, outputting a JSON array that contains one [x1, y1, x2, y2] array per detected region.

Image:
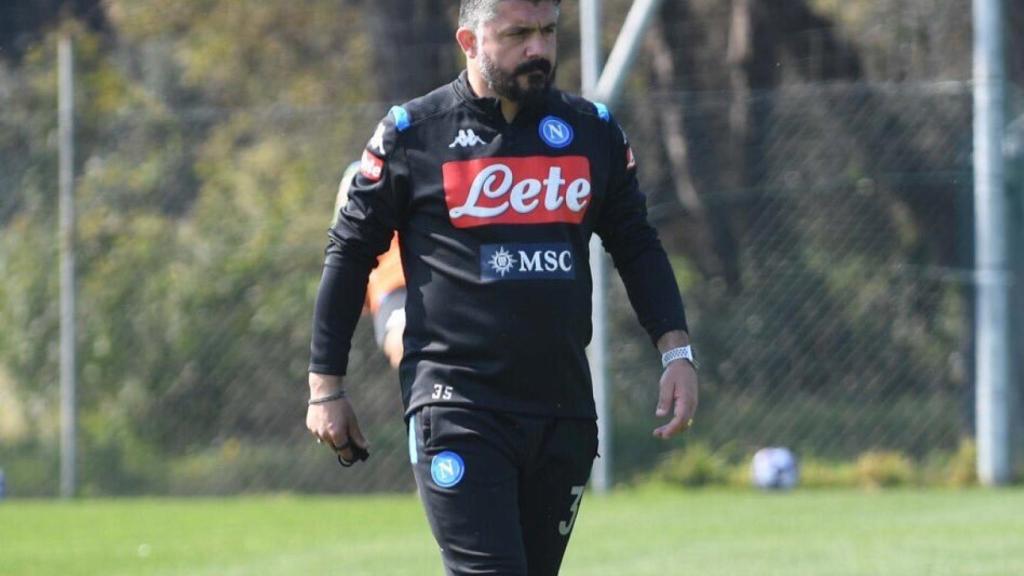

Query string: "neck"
[[467, 67, 520, 123]]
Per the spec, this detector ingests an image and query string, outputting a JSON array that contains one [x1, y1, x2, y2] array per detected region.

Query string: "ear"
[[456, 27, 478, 58]]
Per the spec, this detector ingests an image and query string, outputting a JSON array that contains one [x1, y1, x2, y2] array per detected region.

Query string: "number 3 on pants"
[[558, 485, 586, 536]]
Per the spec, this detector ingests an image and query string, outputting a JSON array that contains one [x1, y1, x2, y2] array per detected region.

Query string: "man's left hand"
[[653, 361, 699, 439]]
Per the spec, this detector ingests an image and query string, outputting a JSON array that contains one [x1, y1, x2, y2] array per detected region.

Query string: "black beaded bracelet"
[[308, 389, 348, 405]]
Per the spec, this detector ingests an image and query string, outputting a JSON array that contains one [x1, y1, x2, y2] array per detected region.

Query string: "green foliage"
[[944, 438, 978, 487], [0, 221, 59, 402], [854, 450, 916, 488], [920, 438, 978, 488], [0, 0, 379, 488], [798, 456, 859, 488], [643, 445, 988, 491], [168, 439, 289, 495], [166, 440, 328, 495], [651, 442, 732, 487], [0, 441, 58, 497], [78, 409, 168, 496]]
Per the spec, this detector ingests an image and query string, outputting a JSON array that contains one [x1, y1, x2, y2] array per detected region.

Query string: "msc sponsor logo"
[[481, 243, 575, 281], [442, 156, 592, 228]]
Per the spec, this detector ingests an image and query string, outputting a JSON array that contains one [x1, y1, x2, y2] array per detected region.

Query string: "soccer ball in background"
[[752, 447, 799, 490]]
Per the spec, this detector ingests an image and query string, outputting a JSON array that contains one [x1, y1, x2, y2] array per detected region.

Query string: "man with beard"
[[306, 1, 698, 574]]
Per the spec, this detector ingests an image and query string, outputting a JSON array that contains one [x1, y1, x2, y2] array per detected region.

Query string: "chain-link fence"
[[609, 83, 982, 478], [1, 20, 1022, 497]]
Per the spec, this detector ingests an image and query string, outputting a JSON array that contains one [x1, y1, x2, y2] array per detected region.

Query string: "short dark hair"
[[459, 0, 561, 29]]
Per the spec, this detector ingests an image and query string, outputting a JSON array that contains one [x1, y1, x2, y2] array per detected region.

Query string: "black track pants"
[[409, 405, 599, 576]]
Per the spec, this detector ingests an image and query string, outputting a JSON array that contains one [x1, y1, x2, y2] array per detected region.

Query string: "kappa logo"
[[449, 129, 489, 148], [481, 243, 575, 281], [442, 156, 592, 228]]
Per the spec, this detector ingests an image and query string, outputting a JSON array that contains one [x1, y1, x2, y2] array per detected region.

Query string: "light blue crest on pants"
[[431, 451, 465, 488]]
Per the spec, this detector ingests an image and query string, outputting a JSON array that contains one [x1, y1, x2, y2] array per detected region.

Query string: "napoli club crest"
[[431, 451, 466, 488], [539, 116, 574, 149]]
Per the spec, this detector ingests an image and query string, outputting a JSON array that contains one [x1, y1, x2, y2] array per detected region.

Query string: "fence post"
[[583, 0, 667, 493], [1006, 113, 1024, 473], [58, 34, 78, 499], [973, 0, 1011, 486], [580, 0, 611, 494]]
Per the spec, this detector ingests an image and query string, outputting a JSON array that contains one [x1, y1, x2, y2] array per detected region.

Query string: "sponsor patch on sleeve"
[[360, 149, 385, 182], [480, 243, 576, 281]]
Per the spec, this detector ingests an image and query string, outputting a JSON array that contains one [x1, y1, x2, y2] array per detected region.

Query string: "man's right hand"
[[306, 373, 369, 464]]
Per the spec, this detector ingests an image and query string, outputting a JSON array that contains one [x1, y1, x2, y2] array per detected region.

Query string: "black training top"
[[309, 71, 687, 419]]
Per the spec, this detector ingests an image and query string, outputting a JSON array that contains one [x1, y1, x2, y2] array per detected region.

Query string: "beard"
[[479, 53, 556, 107]]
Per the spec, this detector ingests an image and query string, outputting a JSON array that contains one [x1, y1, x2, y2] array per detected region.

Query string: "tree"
[[363, 0, 458, 102]]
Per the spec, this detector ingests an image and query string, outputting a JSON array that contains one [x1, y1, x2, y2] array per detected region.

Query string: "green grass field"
[[2, 487, 1022, 576]]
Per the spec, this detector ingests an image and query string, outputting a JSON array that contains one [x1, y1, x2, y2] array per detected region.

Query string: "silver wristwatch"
[[661, 345, 697, 370]]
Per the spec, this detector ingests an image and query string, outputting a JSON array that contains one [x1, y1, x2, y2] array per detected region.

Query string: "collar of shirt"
[[452, 70, 552, 126]]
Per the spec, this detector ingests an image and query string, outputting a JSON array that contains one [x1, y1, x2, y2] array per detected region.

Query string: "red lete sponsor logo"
[[442, 156, 592, 228], [360, 149, 384, 182]]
